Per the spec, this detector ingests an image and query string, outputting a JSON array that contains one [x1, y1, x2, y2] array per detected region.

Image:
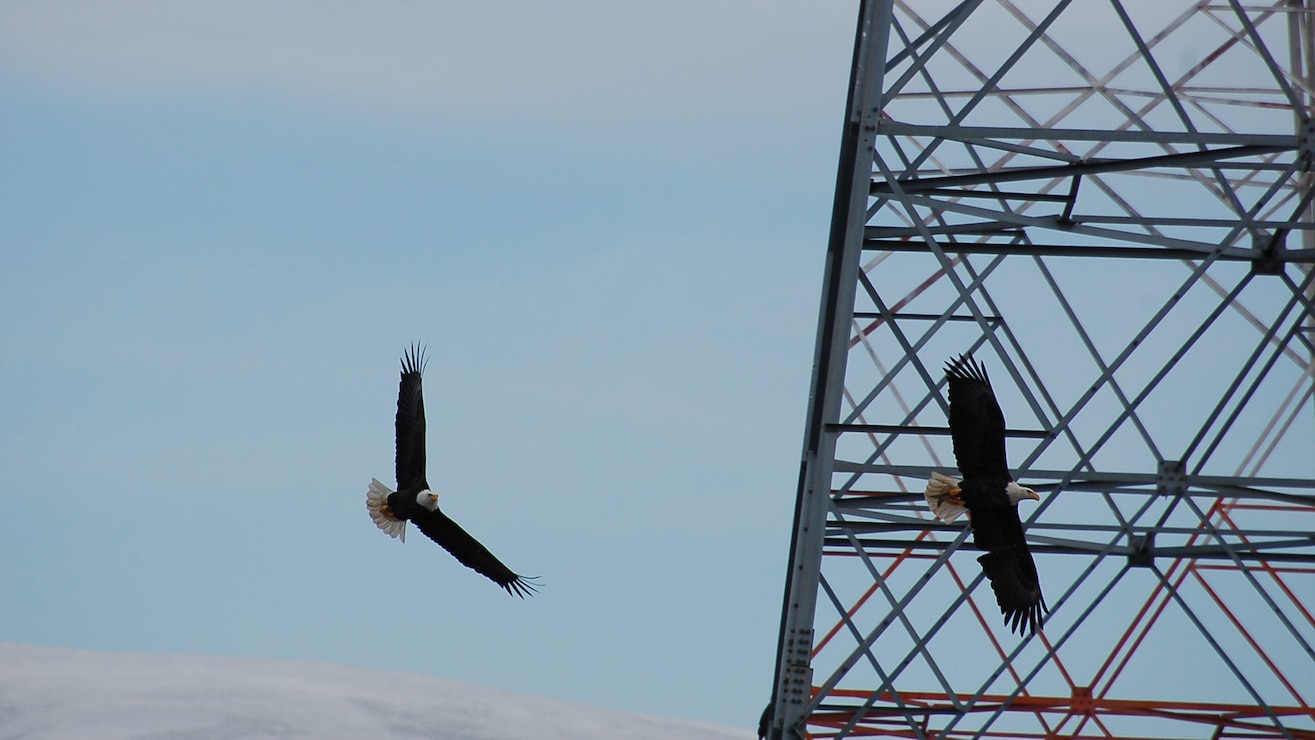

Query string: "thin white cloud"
[[2, 643, 750, 739]]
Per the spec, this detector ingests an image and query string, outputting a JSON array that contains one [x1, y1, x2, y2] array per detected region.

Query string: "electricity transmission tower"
[[766, 2, 1315, 739]]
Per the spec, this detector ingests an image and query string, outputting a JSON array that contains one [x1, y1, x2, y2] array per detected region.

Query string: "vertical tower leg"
[[767, 3, 893, 737]]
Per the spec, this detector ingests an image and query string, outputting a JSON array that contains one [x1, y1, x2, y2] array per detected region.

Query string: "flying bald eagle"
[[923, 353, 1047, 635], [366, 345, 538, 598]]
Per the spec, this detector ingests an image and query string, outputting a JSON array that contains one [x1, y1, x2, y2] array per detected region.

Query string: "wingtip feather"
[[402, 343, 428, 375], [504, 575, 541, 599], [945, 352, 989, 385]]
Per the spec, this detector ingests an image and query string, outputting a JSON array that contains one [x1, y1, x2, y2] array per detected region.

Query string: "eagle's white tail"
[[924, 471, 967, 523], [367, 478, 407, 542]]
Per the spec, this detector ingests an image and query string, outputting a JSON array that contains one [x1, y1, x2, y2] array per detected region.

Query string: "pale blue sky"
[[0, 1, 858, 728]]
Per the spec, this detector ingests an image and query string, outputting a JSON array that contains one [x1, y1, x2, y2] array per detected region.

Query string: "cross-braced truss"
[[767, 1, 1315, 738]]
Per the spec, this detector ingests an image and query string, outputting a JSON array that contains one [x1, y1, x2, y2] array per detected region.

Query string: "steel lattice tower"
[[766, 2, 1315, 739]]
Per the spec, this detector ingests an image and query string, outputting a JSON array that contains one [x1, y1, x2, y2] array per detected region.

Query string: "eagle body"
[[383, 488, 437, 521], [925, 353, 1047, 635], [366, 345, 537, 598]]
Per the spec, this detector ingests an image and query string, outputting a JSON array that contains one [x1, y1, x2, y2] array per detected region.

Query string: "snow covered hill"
[[0, 643, 751, 739]]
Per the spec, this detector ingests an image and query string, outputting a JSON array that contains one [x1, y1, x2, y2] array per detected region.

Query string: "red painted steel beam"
[[809, 688, 1315, 738]]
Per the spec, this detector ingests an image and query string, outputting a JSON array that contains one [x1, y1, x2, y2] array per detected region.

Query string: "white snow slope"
[[0, 643, 751, 740]]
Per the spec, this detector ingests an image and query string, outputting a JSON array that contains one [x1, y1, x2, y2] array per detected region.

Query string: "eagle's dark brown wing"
[[969, 503, 1047, 635], [410, 507, 538, 598], [945, 353, 1011, 483], [395, 344, 429, 493]]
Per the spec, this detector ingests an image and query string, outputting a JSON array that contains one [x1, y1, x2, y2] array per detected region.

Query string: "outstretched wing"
[[395, 344, 429, 492], [410, 508, 538, 598], [969, 505, 1047, 635], [945, 354, 1011, 482]]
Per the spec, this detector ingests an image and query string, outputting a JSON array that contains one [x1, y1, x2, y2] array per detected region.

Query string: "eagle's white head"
[[416, 490, 440, 512], [1006, 481, 1041, 505]]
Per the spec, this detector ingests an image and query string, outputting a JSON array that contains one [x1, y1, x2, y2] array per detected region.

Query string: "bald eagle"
[[923, 353, 1046, 635], [366, 345, 538, 598]]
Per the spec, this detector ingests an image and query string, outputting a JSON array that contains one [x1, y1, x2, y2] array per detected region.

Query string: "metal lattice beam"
[[768, 1, 1315, 738]]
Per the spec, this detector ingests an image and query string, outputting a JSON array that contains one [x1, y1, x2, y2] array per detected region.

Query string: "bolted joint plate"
[[1300, 119, 1315, 166], [1156, 459, 1186, 496], [781, 629, 815, 705], [1129, 532, 1156, 568]]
